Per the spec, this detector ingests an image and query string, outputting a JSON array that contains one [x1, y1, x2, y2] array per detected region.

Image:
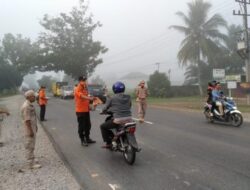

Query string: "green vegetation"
[[0, 0, 107, 92], [37, 0, 107, 79], [147, 71, 171, 97], [0, 0, 246, 99], [145, 96, 250, 113], [0, 54, 22, 92], [170, 0, 243, 96], [0, 89, 18, 97]]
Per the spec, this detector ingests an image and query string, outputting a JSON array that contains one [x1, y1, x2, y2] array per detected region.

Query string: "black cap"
[[78, 76, 87, 81]]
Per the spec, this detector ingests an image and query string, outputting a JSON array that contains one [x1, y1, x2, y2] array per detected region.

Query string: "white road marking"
[[132, 117, 154, 125], [137, 140, 145, 145], [109, 184, 120, 190], [171, 173, 180, 180], [183, 181, 191, 186], [51, 127, 56, 130], [190, 169, 199, 173], [169, 154, 176, 158], [91, 173, 99, 178]]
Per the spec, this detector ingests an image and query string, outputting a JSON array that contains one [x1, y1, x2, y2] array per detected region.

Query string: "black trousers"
[[211, 102, 216, 113], [40, 105, 46, 121], [76, 112, 91, 142], [100, 120, 119, 144]]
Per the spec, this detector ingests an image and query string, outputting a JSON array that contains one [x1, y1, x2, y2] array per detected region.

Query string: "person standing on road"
[[38, 86, 48, 121], [0, 108, 10, 147], [21, 90, 41, 169], [74, 76, 96, 146], [136, 80, 148, 122]]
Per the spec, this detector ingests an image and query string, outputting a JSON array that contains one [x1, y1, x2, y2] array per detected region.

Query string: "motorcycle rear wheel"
[[204, 109, 213, 123], [230, 113, 243, 127], [123, 144, 136, 165]]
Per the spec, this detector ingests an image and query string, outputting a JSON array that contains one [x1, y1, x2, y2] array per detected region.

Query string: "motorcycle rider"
[[212, 82, 224, 116], [206, 80, 216, 116], [100, 81, 132, 148]]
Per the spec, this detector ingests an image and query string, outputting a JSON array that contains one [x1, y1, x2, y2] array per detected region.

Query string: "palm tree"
[[170, 0, 228, 95], [183, 61, 212, 86], [184, 64, 198, 85], [206, 25, 244, 76]]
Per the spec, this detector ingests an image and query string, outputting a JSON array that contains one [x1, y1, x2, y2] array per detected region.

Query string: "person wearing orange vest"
[[38, 86, 48, 121], [74, 76, 96, 146]]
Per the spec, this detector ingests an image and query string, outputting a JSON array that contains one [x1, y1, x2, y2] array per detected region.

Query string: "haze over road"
[[40, 97, 250, 190]]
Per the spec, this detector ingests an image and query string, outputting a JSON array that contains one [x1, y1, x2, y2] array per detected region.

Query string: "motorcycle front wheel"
[[230, 113, 243, 127], [123, 144, 136, 165]]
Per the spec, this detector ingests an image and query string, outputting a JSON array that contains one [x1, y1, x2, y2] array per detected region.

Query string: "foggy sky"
[[0, 0, 242, 85]]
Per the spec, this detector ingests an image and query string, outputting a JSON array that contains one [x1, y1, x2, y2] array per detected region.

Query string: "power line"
[[101, 1, 237, 66], [95, 1, 239, 78], [101, 34, 177, 66], [155, 62, 161, 72], [208, 0, 235, 16], [103, 32, 170, 60]]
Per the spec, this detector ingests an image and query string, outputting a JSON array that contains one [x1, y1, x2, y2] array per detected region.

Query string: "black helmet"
[[78, 76, 87, 81], [211, 80, 217, 85]]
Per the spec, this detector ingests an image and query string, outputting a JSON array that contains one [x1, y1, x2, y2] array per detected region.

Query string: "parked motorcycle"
[[100, 111, 140, 165], [204, 97, 243, 127]]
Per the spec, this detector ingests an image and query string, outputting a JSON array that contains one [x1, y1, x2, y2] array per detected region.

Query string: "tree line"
[[0, 0, 245, 97], [0, 0, 107, 92], [170, 0, 244, 96]]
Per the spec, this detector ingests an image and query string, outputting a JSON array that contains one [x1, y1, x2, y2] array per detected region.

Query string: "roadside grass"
[[0, 89, 18, 99], [0, 92, 18, 99], [144, 96, 250, 113]]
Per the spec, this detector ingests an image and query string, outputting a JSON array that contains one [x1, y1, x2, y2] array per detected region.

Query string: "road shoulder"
[[0, 95, 81, 190]]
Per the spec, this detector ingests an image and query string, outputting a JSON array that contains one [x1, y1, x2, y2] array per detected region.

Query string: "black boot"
[[87, 137, 96, 144], [81, 137, 88, 146]]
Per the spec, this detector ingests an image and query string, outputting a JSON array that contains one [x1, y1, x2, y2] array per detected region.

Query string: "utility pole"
[[168, 69, 171, 82], [155, 62, 161, 72], [233, 0, 250, 104]]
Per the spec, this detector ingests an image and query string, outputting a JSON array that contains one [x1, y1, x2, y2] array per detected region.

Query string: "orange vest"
[[74, 84, 89, 113], [39, 89, 48, 105]]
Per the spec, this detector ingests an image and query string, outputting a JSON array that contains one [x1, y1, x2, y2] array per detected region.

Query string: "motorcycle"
[[204, 97, 243, 127], [100, 111, 140, 165]]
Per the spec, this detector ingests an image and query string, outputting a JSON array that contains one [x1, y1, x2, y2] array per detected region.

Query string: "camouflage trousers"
[[137, 99, 147, 119], [0, 123, 2, 143], [24, 135, 36, 165]]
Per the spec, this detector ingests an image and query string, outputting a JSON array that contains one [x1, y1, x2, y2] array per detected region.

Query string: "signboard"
[[225, 75, 241, 82], [213, 69, 225, 78], [227, 81, 237, 89]]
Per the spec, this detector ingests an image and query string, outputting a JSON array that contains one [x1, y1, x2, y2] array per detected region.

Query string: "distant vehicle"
[[60, 86, 74, 99], [88, 84, 106, 103], [52, 81, 68, 97]]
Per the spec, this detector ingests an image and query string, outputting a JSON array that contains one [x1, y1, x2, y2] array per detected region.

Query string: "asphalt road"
[[39, 97, 250, 190]]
